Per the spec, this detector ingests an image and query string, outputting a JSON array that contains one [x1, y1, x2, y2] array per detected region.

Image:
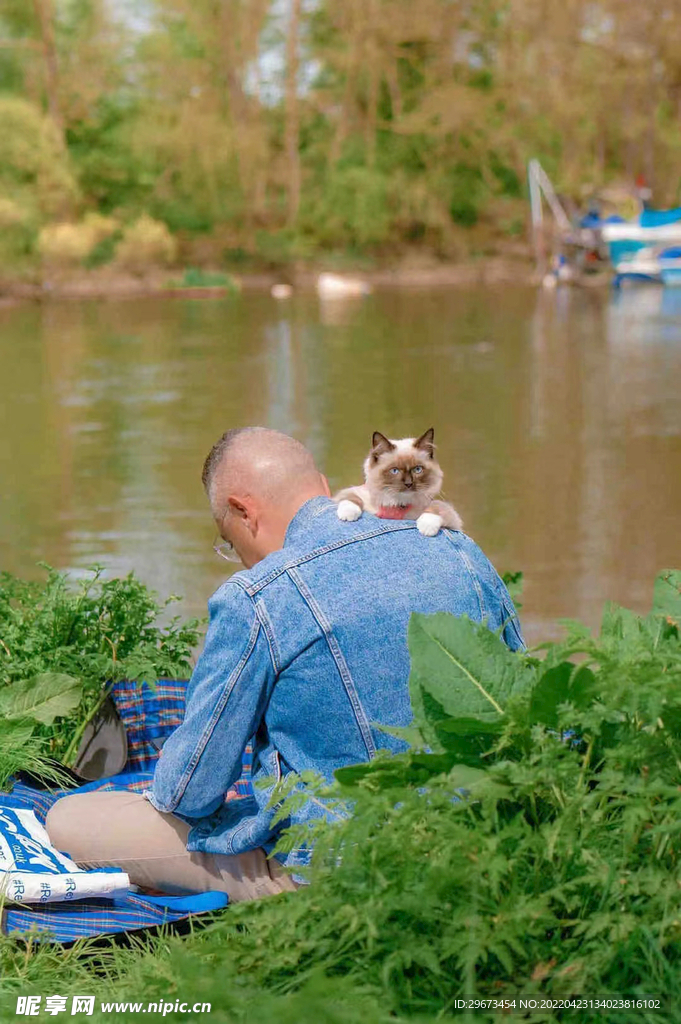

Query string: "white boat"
[[602, 208, 681, 285]]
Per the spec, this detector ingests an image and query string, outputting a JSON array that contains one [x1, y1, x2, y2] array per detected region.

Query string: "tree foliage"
[[1, 1, 681, 265]]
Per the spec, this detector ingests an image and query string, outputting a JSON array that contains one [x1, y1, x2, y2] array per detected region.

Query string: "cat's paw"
[[448, 510, 464, 532], [416, 512, 442, 537], [336, 499, 363, 522]]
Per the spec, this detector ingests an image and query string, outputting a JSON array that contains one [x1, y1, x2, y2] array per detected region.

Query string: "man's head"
[[202, 427, 330, 568]]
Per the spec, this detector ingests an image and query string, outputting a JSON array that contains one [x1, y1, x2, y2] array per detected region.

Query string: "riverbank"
[[0, 251, 537, 305]]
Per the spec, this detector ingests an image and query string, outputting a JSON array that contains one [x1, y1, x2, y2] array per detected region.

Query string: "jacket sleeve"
[[148, 582, 276, 820]]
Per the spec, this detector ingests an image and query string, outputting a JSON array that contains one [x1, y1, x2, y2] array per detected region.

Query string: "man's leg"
[[45, 791, 297, 903]]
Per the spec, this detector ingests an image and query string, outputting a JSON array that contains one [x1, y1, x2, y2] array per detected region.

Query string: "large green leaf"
[[529, 662, 597, 728], [407, 613, 531, 731], [335, 751, 459, 790], [433, 714, 505, 765], [0, 717, 35, 747], [653, 569, 681, 624], [0, 673, 82, 725], [436, 716, 505, 736], [334, 752, 490, 792]]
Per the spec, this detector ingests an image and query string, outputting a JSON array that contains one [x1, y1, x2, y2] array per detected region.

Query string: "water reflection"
[[0, 287, 678, 645]]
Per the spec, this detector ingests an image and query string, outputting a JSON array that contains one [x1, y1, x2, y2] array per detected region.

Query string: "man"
[[47, 427, 524, 902]]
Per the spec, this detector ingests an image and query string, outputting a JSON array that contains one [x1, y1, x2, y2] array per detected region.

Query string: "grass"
[[0, 568, 680, 1023], [165, 267, 240, 291]]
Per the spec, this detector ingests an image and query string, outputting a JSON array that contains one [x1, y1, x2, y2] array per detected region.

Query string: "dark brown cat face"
[[378, 453, 437, 493]]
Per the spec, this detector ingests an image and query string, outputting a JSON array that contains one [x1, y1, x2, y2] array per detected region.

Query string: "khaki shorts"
[[45, 790, 298, 903]]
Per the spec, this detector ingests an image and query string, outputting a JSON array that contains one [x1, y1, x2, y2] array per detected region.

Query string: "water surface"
[[1, 285, 679, 645]]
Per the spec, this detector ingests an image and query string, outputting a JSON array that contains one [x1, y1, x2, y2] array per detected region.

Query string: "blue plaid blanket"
[[0, 679, 254, 943]]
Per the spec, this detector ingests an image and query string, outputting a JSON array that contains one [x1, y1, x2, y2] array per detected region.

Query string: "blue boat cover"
[[579, 213, 625, 229], [640, 207, 681, 228], [0, 679, 254, 942]]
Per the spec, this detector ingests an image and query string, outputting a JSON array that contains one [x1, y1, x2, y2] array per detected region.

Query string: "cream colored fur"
[[334, 429, 463, 536]]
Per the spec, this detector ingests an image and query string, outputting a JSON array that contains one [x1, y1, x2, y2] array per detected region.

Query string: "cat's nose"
[[404, 479, 413, 488]]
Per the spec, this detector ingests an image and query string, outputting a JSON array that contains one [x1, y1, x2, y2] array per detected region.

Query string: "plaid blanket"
[[0, 679, 254, 943]]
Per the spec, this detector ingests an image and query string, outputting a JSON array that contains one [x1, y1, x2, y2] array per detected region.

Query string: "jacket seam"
[[443, 534, 487, 620], [286, 566, 377, 760], [165, 613, 262, 811], [253, 596, 281, 674], [501, 601, 526, 650], [238, 521, 430, 597]]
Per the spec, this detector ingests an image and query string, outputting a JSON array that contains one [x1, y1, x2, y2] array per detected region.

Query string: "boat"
[[601, 208, 681, 286]]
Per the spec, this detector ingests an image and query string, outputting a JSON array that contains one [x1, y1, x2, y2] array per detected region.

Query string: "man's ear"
[[227, 496, 259, 535], [227, 496, 248, 518]]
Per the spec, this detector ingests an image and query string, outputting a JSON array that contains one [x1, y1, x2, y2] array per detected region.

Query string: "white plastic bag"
[[0, 806, 129, 904]]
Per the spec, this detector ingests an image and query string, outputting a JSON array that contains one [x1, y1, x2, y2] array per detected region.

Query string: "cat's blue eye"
[[413, 465, 423, 473], [390, 467, 400, 475]]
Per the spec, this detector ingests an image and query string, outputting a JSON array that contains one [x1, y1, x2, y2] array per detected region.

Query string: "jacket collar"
[[284, 495, 335, 547]]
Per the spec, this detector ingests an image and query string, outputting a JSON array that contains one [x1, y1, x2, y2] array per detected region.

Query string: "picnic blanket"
[[0, 679, 254, 942]]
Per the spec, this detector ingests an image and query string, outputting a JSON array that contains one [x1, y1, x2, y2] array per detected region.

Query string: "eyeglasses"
[[213, 506, 242, 563], [213, 536, 242, 563]]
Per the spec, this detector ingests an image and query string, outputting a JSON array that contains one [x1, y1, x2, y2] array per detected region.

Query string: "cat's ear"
[[414, 427, 435, 457], [371, 431, 395, 460]]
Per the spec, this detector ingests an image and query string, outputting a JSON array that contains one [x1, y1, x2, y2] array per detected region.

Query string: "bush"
[[297, 166, 394, 250], [0, 196, 37, 272], [114, 215, 177, 274], [0, 566, 202, 765], [0, 97, 78, 219], [0, 197, 28, 229], [38, 213, 120, 269]]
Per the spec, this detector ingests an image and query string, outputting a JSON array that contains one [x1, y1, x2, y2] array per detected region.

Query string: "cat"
[[333, 428, 463, 537]]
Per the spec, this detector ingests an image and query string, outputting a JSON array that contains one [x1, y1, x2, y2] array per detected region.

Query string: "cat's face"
[[363, 428, 443, 503]]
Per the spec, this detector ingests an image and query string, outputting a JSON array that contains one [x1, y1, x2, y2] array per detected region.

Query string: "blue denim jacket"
[[148, 495, 524, 872]]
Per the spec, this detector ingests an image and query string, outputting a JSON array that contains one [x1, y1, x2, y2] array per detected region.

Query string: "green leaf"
[[599, 603, 643, 643], [653, 569, 681, 624], [661, 705, 681, 738], [502, 570, 524, 608], [445, 763, 490, 791], [407, 612, 531, 731], [375, 721, 425, 748], [0, 673, 82, 725], [335, 751, 459, 790], [529, 662, 598, 728], [571, 666, 598, 707], [436, 716, 505, 736], [0, 717, 35, 747], [529, 663, 572, 729], [433, 714, 505, 764]]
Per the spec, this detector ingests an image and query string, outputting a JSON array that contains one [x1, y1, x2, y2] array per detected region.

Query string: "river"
[[1, 284, 679, 645]]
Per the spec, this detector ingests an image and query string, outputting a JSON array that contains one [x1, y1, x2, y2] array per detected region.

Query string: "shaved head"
[[203, 427, 323, 519]]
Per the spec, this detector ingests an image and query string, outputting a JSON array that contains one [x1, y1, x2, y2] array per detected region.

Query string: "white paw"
[[337, 499, 362, 522], [416, 512, 442, 537]]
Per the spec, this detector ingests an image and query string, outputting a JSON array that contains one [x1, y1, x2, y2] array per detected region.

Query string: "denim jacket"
[[147, 495, 524, 873]]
